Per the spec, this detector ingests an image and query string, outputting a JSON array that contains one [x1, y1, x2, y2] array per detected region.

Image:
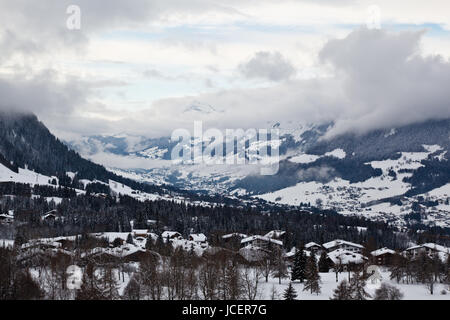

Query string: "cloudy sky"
[[1, 0, 450, 140]]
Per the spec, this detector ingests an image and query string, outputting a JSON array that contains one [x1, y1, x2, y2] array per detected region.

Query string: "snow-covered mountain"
[[67, 119, 450, 229]]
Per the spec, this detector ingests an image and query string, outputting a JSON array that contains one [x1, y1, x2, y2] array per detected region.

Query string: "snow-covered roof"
[[284, 247, 311, 258], [322, 239, 364, 250], [327, 249, 367, 265], [305, 242, 322, 249], [222, 233, 247, 239], [241, 235, 283, 246], [405, 243, 449, 253], [132, 229, 148, 234], [371, 247, 396, 257], [161, 231, 182, 238], [189, 233, 207, 242], [263, 230, 286, 239], [82, 243, 146, 259], [422, 243, 449, 253]]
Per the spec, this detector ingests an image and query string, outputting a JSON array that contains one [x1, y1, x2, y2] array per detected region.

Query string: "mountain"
[[67, 118, 450, 229], [0, 111, 188, 196]]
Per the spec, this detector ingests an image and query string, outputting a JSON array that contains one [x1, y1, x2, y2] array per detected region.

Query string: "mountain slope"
[[0, 111, 173, 195]]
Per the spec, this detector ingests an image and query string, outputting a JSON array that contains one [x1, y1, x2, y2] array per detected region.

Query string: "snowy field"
[[259, 271, 450, 300]]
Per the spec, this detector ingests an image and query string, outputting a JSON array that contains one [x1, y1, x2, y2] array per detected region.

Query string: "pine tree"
[[349, 270, 371, 300], [126, 233, 134, 245], [303, 254, 321, 295], [291, 245, 307, 282], [330, 279, 352, 300], [318, 251, 330, 273], [283, 282, 298, 300]]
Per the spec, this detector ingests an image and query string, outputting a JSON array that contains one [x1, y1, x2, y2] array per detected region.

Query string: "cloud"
[[319, 27, 450, 137], [239, 51, 297, 81], [139, 28, 450, 139], [1, 0, 450, 143], [297, 166, 336, 183]]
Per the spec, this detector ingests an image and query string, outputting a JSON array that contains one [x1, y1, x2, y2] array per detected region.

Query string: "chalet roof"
[[284, 247, 311, 258], [405, 243, 449, 254], [322, 239, 364, 250], [263, 230, 286, 239], [305, 242, 322, 249], [221, 233, 247, 239], [189, 233, 207, 242], [162, 231, 182, 238], [422, 243, 449, 253], [371, 247, 396, 257], [241, 235, 283, 246], [327, 249, 368, 265]]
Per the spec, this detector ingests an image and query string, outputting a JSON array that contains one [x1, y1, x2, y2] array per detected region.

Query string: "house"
[[41, 209, 59, 222], [240, 235, 283, 251], [283, 247, 312, 265], [370, 247, 396, 265], [322, 239, 364, 253], [132, 229, 149, 238], [305, 242, 324, 254], [403, 243, 449, 261], [263, 230, 286, 240], [221, 233, 247, 242], [161, 231, 182, 241], [327, 249, 368, 271], [188, 233, 207, 244], [0, 213, 14, 224]]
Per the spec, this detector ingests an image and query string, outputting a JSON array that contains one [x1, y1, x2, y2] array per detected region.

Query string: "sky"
[[1, 0, 450, 140]]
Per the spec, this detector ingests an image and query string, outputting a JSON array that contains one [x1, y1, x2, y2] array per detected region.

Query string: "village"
[[2, 224, 449, 300]]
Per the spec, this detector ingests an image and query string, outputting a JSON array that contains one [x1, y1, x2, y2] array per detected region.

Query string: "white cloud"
[[239, 51, 297, 81]]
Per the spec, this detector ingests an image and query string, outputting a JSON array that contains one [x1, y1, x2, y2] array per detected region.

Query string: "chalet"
[[283, 247, 312, 264], [188, 233, 207, 244], [240, 235, 283, 251], [327, 249, 368, 271], [322, 239, 364, 253], [123, 248, 159, 262], [132, 229, 149, 238], [41, 209, 59, 222], [161, 231, 182, 241], [239, 245, 270, 263], [221, 233, 247, 242], [370, 247, 396, 265], [264, 230, 286, 240], [0, 213, 14, 224], [305, 242, 324, 254], [403, 243, 449, 261]]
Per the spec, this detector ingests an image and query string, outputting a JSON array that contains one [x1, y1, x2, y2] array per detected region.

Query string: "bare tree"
[[242, 265, 262, 300]]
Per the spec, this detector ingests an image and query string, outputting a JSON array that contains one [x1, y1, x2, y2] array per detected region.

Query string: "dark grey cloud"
[[0, 71, 88, 116], [319, 27, 450, 137], [239, 51, 297, 81]]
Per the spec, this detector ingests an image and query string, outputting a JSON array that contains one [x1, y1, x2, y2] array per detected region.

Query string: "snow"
[[327, 249, 367, 265], [371, 247, 396, 256], [0, 239, 14, 248], [241, 235, 283, 246], [161, 231, 182, 239], [221, 233, 247, 239], [189, 233, 207, 242], [263, 230, 285, 239], [258, 271, 450, 300], [324, 148, 346, 159], [289, 154, 320, 164], [257, 147, 450, 228], [0, 163, 57, 186], [305, 242, 321, 249], [322, 239, 364, 250]]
